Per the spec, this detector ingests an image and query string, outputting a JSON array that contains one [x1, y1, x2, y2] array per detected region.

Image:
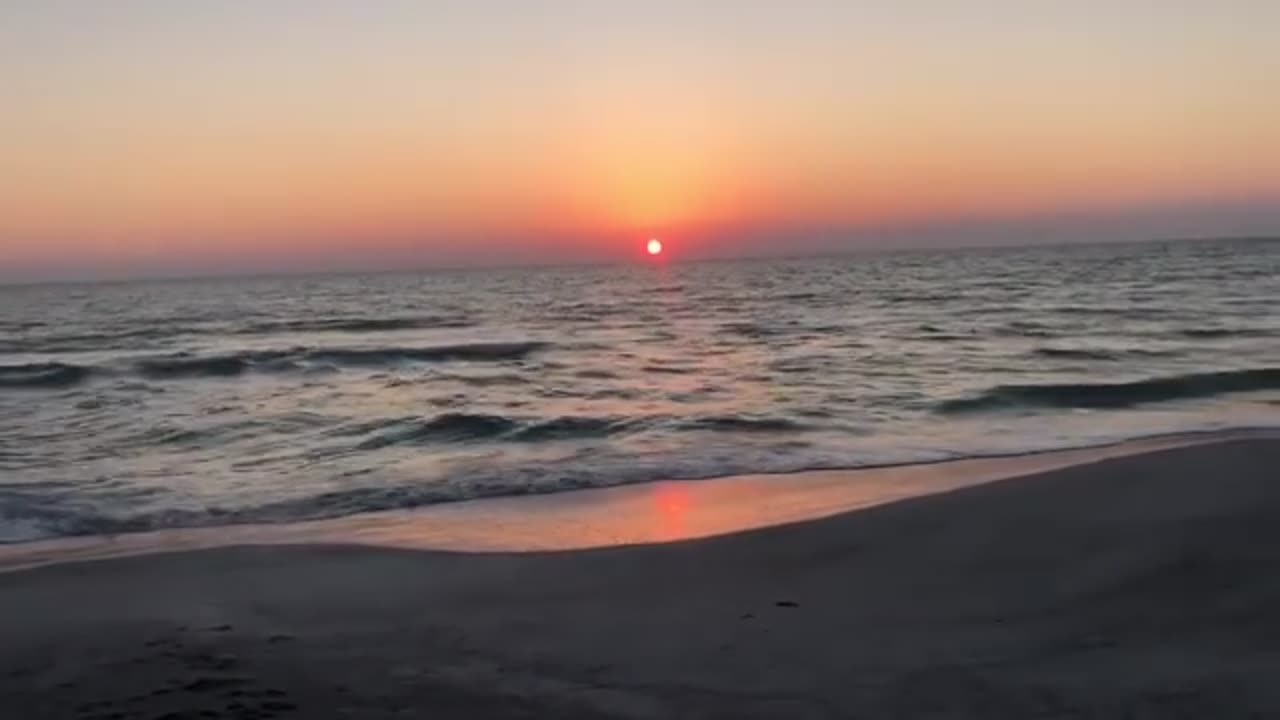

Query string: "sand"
[[2, 437, 1279, 718]]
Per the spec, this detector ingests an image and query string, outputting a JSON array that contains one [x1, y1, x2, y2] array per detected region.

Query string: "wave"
[[1032, 347, 1181, 361], [0, 315, 474, 354], [240, 315, 473, 335], [1032, 347, 1122, 361], [442, 373, 531, 387], [994, 321, 1058, 338], [778, 291, 821, 301], [1, 432, 805, 540], [345, 411, 804, 450], [0, 362, 93, 389], [679, 415, 809, 432], [939, 367, 1280, 413], [135, 350, 293, 379], [718, 322, 785, 339], [0, 326, 196, 355], [882, 292, 956, 304], [306, 342, 546, 365], [5, 425, 1274, 543], [0, 320, 48, 332], [643, 364, 695, 375], [356, 413, 520, 449], [353, 413, 632, 449], [2, 342, 549, 387], [1042, 306, 1185, 321], [511, 415, 632, 441], [1179, 327, 1273, 339], [573, 368, 620, 380], [914, 327, 972, 342]]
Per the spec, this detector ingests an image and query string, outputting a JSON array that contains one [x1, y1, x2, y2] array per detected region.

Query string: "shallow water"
[[1, 239, 1277, 541]]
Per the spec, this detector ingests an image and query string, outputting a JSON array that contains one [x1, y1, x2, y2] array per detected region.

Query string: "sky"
[[1, 0, 1278, 280]]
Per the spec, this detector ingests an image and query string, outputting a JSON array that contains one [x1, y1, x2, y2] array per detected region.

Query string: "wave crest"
[[680, 415, 809, 432], [242, 315, 473, 335], [0, 362, 93, 389], [130, 342, 547, 380], [3, 342, 549, 387], [135, 351, 291, 379], [356, 413, 519, 449], [353, 412, 633, 449], [307, 341, 546, 365], [939, 367, 1280, 413], [1179, 327, 1273, 339]]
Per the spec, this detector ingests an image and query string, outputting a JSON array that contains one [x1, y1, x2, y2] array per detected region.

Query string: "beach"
[[4, 3, 1277, 717], [3, 436, 1278, 718]]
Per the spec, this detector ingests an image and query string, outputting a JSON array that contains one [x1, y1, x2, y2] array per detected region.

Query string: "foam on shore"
[[3, 429, 1271, 573]]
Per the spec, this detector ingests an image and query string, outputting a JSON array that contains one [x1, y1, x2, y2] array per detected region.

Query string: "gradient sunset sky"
[[2, 1, 1277, 280]]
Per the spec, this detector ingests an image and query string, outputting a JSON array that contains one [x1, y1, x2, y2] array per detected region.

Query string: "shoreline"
[[3, 436, 1279, 717], [2, 427, 1274, 573]]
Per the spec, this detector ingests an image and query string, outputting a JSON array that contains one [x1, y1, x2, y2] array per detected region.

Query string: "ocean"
[[1, 238, 1276, 543]]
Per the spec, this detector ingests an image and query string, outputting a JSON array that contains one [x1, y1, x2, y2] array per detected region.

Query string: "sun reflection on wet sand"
[[652, 484, 691, 542], [0, 431, 1265, 574]]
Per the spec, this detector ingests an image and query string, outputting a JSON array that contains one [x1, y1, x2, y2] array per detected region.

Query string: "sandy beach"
[[3, 436, 1280, 718]]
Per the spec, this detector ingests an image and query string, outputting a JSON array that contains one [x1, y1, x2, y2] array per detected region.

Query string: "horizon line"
[[1, 234, 1275, 289]]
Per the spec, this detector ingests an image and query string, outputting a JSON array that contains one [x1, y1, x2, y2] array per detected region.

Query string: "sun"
[[646, 238, 663, 256]]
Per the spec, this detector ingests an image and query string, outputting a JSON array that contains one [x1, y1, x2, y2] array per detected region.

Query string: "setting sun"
[[647, 238, 664, 256]]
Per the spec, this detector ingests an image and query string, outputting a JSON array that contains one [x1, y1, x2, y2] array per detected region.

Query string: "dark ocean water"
[[1, 239, 1276, 542]]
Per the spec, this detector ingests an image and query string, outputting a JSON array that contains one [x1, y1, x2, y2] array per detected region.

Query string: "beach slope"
[[3, 438, 1279, 718]]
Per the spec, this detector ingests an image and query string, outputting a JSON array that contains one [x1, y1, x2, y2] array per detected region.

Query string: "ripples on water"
[[0, 239, 1276, 541]]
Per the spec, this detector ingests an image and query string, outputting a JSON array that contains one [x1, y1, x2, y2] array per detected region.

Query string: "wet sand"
[[3, 437, 1280, 718]]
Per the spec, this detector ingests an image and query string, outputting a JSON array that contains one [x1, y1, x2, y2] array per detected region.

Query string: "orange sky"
[[1, 2, 1278, 278]]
